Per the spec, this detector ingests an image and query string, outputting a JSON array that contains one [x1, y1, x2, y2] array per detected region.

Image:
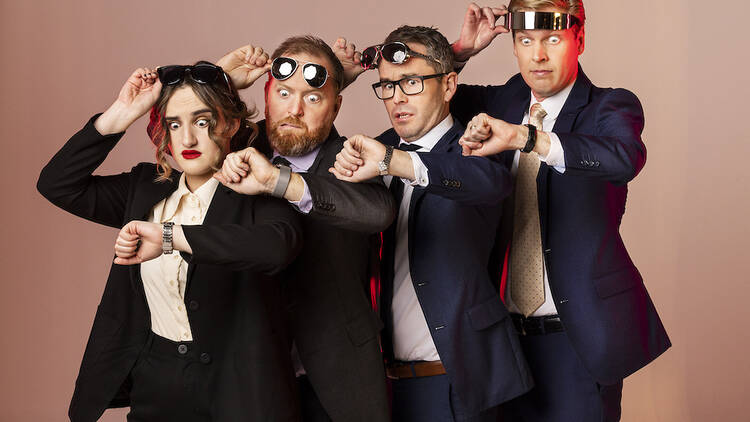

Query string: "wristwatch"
[[378, 145, 394, 176], [162, 222, 174, 255], [522, 124, 537, 153]]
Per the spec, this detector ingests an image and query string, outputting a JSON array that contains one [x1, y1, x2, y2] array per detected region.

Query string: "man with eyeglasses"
[[331, 26, 533, 422], [214, 36, 393, 422]]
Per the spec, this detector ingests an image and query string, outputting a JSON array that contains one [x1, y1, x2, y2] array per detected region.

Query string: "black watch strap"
[[522, 124, 537, 153]]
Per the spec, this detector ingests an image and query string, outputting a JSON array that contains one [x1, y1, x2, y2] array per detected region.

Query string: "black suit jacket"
[[451, 66, 671, 384], [37, 116, 304, 422], [253, 122, 394, 422]]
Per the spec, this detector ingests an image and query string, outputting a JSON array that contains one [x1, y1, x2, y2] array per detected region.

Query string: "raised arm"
[[37, 68, 162, 227]]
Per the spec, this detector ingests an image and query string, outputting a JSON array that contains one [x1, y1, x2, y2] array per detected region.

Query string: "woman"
[[37, 62, 302, 421]]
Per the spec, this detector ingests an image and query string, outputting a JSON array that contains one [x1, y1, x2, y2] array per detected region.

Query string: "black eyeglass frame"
[[371, 73, 447, 100], [157, 63, 232, 91], [270, 56, 335, 89], [361, 42, 443, 70]]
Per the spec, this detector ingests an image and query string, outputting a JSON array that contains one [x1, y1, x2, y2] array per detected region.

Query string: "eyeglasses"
[[371, 73, 446, 100], [271, 57, 332, 89], [157, 63, 232, 90], [361, 42, 442, 70]]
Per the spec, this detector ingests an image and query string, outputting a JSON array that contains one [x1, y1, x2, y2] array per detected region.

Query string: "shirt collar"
[[528, 80, 575, 122], [398, 114, 454, 152], [272, 145, 321, 173], [160, 173, 219, 222]]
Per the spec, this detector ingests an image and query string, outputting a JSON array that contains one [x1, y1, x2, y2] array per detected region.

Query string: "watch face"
[[378, 162, 387, 172]]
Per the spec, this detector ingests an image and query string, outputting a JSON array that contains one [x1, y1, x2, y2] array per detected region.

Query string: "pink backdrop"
[[2, 0, 748, 420]]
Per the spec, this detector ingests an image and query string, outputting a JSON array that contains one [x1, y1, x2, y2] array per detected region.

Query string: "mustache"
[[275, 116, 308, 130]]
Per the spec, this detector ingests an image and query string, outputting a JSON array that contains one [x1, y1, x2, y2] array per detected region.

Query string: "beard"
[[266, 109, 332, 157]]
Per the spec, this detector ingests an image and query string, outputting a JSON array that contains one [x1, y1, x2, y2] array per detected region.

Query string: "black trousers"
[[126, 332, 212, 422], [499, 330, 623, 422], [298, 374, 333, 422]]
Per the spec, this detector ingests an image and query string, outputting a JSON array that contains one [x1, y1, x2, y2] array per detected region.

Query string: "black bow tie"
[[397, 143, 422, 152]]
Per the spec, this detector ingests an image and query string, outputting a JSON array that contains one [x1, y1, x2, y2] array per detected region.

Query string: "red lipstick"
[[181, 150, 201, 159]]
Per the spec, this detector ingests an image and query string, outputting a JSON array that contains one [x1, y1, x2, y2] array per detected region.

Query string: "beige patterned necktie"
[[511, 103, 547, 317]]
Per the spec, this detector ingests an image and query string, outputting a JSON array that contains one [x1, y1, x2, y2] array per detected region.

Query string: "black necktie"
[[397, 143, 422, 152], [272, 155, 292, 167]]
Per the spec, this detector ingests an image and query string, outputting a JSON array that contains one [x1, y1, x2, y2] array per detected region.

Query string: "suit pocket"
[[346, 311, 382, 346], [467, 296, 509, 331], [593, 266, 643, 298]]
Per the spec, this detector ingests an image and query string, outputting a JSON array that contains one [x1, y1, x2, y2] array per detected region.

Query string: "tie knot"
[[529, 103, 547, 130], [272, 155, 292, 167], [397, 143, 422, 152]]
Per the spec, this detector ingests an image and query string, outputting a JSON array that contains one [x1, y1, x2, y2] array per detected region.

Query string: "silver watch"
[[378, 145, 394, 176], [162, 222, 174, 255]]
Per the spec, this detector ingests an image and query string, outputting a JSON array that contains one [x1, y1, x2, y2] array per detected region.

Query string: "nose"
[[288, 96, 304, 117], [391, 84, 408, 104], [179, 126, 198, 148], [532, 42, 548, 63]]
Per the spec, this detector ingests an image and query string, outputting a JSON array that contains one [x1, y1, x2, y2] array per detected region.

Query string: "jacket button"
[[177, 344, 188, 355], [434, 325, 446, 331], [416, 281, 429, 287], [189, 300, 199, 311], [200, 352, 211, 364], [544, 248, 551, 255], [559, 299, 569, 304]]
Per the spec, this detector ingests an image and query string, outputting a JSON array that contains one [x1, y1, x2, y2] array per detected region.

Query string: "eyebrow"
[[165, 109, 212, 120], [379, 73, 419, 82]]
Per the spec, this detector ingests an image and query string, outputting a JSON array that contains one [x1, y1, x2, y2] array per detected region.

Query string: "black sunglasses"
[[157, 63, 232, 91], [360, 42, 442, 70], [271, 57, 333, 89]]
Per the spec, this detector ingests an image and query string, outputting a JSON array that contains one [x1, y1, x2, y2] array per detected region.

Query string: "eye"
[[306, 93, 321, 104], [406, 78, 420, 86], [384, 82, 395, 90], [278, 89, 290, 98], [520, 37, 532, 46], [168, 121, 180, 130], [548, 35, 560, 44], [195, 118, 209, 128]]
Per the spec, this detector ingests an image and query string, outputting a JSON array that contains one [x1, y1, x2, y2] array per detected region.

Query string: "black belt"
[[511, 314, 565, 336]]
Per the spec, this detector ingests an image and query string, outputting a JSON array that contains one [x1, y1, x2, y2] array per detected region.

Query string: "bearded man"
[[214, 36, 393, 422]]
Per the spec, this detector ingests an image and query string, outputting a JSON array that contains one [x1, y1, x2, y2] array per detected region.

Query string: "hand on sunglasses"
[[216, 44, 272, 90], [453, 3, 509, 62], [95, 67, 163, 136], [333, 37, 365, 89]]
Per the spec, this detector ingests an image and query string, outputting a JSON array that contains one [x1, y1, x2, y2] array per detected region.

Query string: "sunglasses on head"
[[271, 57, 332, 89], [360, 42, 442, 70], [157, 63, 232, 91]]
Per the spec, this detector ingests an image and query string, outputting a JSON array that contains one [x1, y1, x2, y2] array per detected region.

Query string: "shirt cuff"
[[402, 151, 429, 187], [539, 132, 566, 173], [289, 177, 312, 214]]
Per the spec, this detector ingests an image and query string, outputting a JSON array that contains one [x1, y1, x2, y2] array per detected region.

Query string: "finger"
[[328, 166, 352, 181], [353, 51, 362, 65], [213, 172, 227, 184], [345, 41, 356, 59], [114, 256, 142, 266], [481, 7, 496, 28], [333, 160, 354, 177], [229, 153, 249, 174], [339, 148, 363, 167], [343, 139, 361, 158], [334, 37, 346, 50], [114, 245, 137, 257], [116, 236, 139, 247]]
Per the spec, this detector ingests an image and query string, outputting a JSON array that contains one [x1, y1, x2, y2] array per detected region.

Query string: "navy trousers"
[[499, 330, 623, 422], [391, 373, 499, 422]]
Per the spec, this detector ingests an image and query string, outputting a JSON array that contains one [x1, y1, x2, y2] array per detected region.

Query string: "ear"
[[332, 94, 343, 119], [228, 118, 241, 137], [576, 27, 585, 55], [444, 72, 458, 103]]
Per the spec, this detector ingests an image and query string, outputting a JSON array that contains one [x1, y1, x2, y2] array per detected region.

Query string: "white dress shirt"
[[140, 174, 219, 341], [390, 114, 454, 361], [505, 81, 574, 317]]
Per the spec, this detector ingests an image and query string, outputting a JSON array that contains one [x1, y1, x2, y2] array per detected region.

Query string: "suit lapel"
[[308, 125, 340, 174]]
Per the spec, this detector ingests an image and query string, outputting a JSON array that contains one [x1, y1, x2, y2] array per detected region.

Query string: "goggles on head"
[[271, 57, 332, 89], [503, 11, 581, 30], [157, 63, 232, 91], [360, 41, 442, 70]]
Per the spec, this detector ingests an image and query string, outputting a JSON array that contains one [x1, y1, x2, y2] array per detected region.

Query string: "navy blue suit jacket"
[[450, 66, 671, 385], [378, 122, 534, 414]]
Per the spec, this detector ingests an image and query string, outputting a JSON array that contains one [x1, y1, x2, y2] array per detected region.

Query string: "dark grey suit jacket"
[[254, 121, 395, 422]]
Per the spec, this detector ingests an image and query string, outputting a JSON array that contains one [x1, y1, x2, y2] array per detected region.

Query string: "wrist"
[[514, 124, 530, 150], [389, 150, 416, 181], [451, 41, 473, 63], [95, 101, 138, 135]]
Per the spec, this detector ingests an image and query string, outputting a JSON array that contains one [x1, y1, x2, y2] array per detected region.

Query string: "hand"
[[329, 134, 385, 182], [332, 37, 365, 89], [452, 3, 509, 62], [459, 113, 521, 157], [113, 221, 162, 265], [216, 44, 271, 90], [214, 147, 279, 195], [95, 67, 162, 134]]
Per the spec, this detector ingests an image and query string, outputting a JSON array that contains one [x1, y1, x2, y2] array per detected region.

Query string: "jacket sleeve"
[[37, 114, 135, 228], [300, 166, 396, 234], [416, 152, 511, 206], [557, 89, 647, 185], [450, 83, 504, 125], [180, 197, 303, 275]]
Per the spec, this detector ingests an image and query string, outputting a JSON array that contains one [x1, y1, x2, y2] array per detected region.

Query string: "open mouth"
[[393, 111, 413, 122], [181, 150, 202, 159]]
